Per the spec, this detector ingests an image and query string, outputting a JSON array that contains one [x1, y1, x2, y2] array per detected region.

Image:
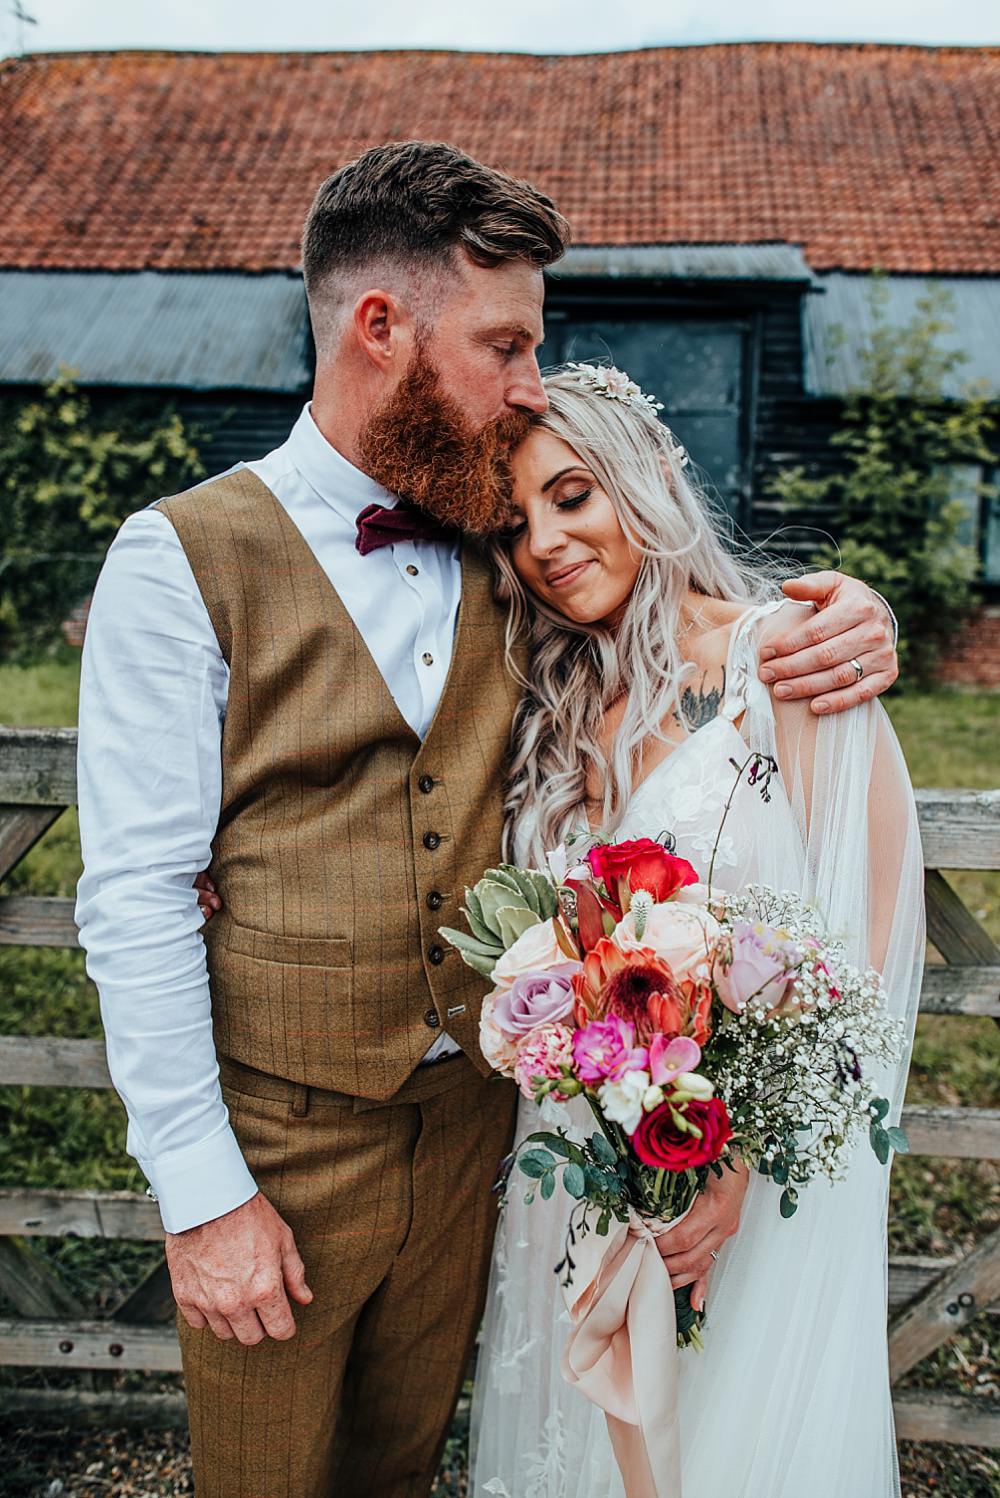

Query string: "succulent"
[[440, 864, 559, 977]]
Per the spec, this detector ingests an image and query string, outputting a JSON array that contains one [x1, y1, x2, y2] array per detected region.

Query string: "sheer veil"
[[471, 603, 924, 1498]]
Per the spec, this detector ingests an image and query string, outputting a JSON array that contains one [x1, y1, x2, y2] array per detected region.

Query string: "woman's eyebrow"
[[541, 466, 587, 493]]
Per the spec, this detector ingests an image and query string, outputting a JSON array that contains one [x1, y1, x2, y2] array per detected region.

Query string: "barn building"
[[0, 45, 998, 670]]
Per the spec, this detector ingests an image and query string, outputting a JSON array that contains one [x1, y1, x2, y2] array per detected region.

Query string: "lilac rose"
[[713, 921, 800, 1015], [491, 963, 580, 1036]]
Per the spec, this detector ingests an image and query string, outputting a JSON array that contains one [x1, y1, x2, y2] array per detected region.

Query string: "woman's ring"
[[710, 1249, 720, 1262], [849, 657, 864, 682]]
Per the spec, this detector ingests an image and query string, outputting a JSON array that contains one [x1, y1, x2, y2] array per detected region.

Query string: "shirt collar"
[[285, 402, 398, 524]]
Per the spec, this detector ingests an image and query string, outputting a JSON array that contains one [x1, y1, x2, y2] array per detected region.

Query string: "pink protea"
[[513, 1022, 575, 1101]]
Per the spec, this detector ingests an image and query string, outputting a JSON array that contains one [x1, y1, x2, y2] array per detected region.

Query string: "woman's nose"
[[526, 512, 566, 559]]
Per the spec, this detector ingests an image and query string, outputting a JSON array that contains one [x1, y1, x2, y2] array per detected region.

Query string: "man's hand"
[[165, 1191, 313, 1346], [758, 572, 898, 714], [657, 1159, 749, 1312]]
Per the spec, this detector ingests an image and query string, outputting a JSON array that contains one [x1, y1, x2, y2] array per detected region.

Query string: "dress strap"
[[718, 599, 790, 720]]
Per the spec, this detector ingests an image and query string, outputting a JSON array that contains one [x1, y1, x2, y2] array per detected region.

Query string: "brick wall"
[[938, 605, 1000, 688]]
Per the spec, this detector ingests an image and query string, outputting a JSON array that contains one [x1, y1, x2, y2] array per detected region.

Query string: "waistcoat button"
[[424, 1007, 441, 1028], [428, 944, 445, 965], [426, 890, 444, 911], [418, 775, 434, 794], [423, 831, 441, 850]]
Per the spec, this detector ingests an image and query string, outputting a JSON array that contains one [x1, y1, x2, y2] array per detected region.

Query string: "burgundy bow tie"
[[355, 501, 455, 556]]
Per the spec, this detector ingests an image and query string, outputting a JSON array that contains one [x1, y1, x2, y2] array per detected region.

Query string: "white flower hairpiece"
[[566, 362, 690, 468]]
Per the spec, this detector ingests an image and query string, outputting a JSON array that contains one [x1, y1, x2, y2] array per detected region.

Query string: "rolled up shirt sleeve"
[[75, 505, 258, 1233]]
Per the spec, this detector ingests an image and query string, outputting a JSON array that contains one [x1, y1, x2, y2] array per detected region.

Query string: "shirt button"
[[422, 652, 434, 667], [426, 890, 444, 911], [424, 1007, 441, 1028], [428, 945, 445, 965], [423, 831, 441, 851], [406, 564, 419, 576], [418, 774, 434, 794]]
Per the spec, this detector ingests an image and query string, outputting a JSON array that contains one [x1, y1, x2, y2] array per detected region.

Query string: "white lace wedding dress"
[[470, 601, 924, 1498]]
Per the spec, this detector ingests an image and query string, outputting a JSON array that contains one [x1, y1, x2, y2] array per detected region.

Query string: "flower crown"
[[566, 362, 690, 468]]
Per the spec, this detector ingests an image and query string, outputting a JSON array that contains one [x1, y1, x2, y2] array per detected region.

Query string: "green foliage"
[[768, 280, 996, 684], [0, 371, 204, 659]]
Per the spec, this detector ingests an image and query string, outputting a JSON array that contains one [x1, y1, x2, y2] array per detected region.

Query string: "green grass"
[[1, 660, 998, 1492]]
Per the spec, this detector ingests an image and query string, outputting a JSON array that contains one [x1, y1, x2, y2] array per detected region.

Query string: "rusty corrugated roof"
[[0, 44, 997, 275]]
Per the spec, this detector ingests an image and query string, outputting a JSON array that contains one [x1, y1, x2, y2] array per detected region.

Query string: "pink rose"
[[513, 1022, 575, 1101], [713, 921, 797, 1015], [573, 1015, 648, 1085], [491, 964, 580, 1035]]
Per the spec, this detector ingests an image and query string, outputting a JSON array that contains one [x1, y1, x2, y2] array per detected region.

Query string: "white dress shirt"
[[75, 404, 463, 1233]]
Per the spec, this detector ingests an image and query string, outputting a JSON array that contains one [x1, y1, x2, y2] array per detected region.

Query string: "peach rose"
[[492, 918, 567, 988], [479, 990, 519, 1075], [612, 902, 720, 980]]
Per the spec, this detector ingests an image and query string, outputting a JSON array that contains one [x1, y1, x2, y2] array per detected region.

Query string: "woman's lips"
[[545, 559, 592, 589]]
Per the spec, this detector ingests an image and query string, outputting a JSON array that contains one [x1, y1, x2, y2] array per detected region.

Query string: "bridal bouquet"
[[440, 752, 907, 1349]]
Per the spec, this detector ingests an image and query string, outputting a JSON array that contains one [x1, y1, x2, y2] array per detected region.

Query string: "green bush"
[[0, 371, 204, 659], [768, 282, 995, 684]]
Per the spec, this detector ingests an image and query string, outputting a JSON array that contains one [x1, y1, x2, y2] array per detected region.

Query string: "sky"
[[4, 0, 998, 57]]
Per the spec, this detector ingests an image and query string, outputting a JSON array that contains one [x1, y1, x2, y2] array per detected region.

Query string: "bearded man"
[[75, 140, 900, 1497]]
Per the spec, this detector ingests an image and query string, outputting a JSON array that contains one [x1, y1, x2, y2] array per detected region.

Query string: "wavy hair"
[[493, 367, 784, 862]]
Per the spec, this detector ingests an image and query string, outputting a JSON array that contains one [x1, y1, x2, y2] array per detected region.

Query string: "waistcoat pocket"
[[225, 921, 351, 969]]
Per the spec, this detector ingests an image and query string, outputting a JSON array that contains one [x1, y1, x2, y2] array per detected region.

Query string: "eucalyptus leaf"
[[771, 1156, 789, 1186], [871, 1097, 891, 1123], [563, 1162, 587, 1198], [590, 1133, 618, 1167], [540, 1171, 556, 1200], [526, 1132, 575, 1158], [886, 1126, 909, 1154], [871, 1127, 890, 1165], [519, 1149, 556, 1178], [779, 1189, 798, 1219]]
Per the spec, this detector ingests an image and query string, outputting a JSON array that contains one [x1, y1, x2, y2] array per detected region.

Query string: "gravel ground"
[[1, 1413, 997, 1498]]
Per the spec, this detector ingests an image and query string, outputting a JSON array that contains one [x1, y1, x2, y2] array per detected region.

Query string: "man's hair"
[[301, 140, 569, 306]]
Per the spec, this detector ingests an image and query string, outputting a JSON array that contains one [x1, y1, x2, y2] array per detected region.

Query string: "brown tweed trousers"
[[157, 469, 523, 1497]]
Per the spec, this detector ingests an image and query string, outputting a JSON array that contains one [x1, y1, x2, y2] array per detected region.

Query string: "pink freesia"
[[648, 1033, 701, 1087], [573, 1015, 648, 1085], [513, 1023, 575, 1100]]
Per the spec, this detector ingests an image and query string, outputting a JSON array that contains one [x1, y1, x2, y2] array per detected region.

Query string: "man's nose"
[[508, 355, 548, 415]]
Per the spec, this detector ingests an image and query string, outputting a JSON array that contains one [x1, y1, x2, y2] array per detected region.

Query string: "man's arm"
[[757, 572, 898, 714], [76, 509, 310, 1343]]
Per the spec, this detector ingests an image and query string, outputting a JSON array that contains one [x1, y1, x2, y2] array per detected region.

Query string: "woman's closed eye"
[[559, 488, 592, 511]]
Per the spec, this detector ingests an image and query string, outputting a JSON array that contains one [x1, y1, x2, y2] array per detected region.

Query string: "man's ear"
[[351, 289, 413, 372]]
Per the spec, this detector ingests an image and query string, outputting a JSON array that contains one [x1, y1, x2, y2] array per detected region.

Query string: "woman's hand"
[[656, 1158, 750, 1311], [194, 870, 222, 922]]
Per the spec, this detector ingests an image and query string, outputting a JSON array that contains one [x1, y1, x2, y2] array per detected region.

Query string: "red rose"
[[587, 838, 698, 907], [631, 1096, 732, 1171]]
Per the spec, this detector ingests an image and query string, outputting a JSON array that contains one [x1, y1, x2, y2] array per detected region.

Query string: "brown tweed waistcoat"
[[158, 466, 523, 1100]]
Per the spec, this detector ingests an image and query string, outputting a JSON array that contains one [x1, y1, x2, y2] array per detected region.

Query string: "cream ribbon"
[[561, 1202, 693, 1498]]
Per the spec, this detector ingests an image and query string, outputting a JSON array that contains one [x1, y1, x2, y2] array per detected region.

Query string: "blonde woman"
[[470, 366, 924, 1498]]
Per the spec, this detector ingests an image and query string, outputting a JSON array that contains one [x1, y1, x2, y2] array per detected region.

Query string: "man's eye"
[[494, 344, 518, 358]]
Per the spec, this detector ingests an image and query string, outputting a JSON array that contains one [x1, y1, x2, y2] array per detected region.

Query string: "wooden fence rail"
[[1, 726, 998, 1446]]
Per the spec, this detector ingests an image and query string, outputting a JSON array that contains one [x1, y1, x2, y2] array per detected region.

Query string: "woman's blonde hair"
[[492, 366, 782, 862]]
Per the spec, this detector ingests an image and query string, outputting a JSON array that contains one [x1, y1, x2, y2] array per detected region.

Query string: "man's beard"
[[356, 349, 533, 535]]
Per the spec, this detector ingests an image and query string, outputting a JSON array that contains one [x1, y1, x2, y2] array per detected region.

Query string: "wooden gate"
[[0, 725, 998, 1444]]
